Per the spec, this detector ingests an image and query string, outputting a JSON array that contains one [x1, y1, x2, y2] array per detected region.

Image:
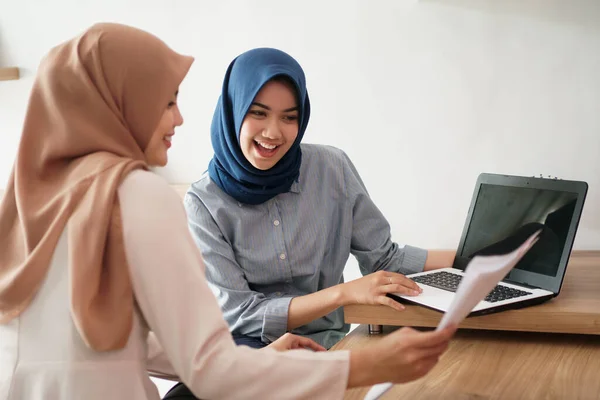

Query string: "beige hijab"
[[0, 23, 193, 351]]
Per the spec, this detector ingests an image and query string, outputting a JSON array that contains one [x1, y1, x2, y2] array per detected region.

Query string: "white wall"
[[1, 0, 599, 251]]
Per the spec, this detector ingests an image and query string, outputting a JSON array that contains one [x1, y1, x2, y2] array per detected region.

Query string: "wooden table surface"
[[332, 324, 600, 400]]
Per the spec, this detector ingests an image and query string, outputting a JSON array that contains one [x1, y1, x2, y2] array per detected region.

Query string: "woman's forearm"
[[287, 284, 347, 330], [423, 250, 456, 271]]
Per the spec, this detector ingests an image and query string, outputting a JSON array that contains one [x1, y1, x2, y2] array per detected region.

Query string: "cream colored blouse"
[[0, 170, 349, 400]]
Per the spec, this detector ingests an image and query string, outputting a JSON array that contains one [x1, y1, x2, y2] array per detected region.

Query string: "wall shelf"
[[0, 67, 20, 81]]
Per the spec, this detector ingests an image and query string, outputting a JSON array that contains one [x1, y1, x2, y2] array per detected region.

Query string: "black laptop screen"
[[459, 184, 578, 277]]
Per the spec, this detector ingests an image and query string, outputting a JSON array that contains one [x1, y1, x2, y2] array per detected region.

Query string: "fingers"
[[430, 325, 458, 343], [382, 272, 422, 294], [377, 295, 406, 311], [415, 341, 449, 358], [273, 334, 327, 352], [391, 273, 422, 292], [295, 336, 327, 352], [406, 325, 457, 348], [382, 283, 420, 296], [387, 326, 456, 353]]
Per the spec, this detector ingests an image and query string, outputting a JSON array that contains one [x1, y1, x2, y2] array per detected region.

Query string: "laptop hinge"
[[502, 278, 540, 290]]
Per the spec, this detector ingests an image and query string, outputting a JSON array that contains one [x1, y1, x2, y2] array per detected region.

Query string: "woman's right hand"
[[340, 271, 422, 312], [348, 325, 456, 387], [266, 332, 326, 352]]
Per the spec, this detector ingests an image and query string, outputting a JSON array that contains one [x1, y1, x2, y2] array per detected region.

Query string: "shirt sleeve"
[[340, 151, 428, 276], [184, 192, 291, 343], [146, 331, 178, 380], [118, 170, 349, 400]]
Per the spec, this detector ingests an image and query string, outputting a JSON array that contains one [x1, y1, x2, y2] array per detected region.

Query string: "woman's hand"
[[340, 271, 422, 311], [348, 325, 457, 387], [266, 333, 326, 352], [375, 326, 455, 383]]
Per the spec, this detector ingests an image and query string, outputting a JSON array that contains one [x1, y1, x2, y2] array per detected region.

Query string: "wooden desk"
[[345, 252, 600, 335], [332, 324, 600, 400]]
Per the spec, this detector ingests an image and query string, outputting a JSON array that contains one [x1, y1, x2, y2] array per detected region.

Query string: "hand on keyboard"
[[342, 271, 423, 312]]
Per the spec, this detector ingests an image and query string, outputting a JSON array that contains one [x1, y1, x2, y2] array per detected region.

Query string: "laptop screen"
[[461, 184, 577, 277], [455, 174, 587, 293]]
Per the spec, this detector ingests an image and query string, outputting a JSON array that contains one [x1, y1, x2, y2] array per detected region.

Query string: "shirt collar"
[[290, 180, 301, 194]]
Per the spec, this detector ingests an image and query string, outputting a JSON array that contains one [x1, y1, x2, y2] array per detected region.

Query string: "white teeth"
[[163, 136, 172, 142], [256, 141, 277, 150]]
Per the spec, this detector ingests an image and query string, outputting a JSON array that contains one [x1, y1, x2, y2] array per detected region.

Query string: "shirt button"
[[279, 253, 286, 260], [273, 220, 280, 226], [275, 292, 282, 297]]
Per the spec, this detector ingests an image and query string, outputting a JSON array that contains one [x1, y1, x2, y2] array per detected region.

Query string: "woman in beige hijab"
[[0, 23, 455, 400]]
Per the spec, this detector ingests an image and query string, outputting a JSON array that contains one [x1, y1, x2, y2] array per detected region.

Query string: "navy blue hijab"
[[208, 48, 310, 205]]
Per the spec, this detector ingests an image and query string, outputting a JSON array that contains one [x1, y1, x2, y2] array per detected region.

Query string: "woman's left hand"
[[266, 333, 326, 352]]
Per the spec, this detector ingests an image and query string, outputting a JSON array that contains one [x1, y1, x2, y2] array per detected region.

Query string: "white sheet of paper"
[[363, 230, 540, 400], [363, 383, 393, 400], [437, 229, 540, 330]]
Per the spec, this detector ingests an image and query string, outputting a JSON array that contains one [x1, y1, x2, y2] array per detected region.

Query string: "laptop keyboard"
[[411, 271, 532, 303]]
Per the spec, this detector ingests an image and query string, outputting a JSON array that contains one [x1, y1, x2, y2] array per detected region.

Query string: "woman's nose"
[[262, 118, 282, 139], [174, 106, 184, 127]]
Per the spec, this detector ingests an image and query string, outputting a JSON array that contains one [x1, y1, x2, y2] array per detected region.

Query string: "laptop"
[[390, 173, 588, 316]]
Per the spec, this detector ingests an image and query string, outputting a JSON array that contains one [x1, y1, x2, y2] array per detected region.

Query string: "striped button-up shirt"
[[184, 144, 427, 349]]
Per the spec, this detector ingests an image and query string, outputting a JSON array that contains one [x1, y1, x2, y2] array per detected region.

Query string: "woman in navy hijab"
[[185, 47, 454, 349]]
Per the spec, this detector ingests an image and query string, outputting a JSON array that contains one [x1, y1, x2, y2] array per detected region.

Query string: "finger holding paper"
[[362, 325, 457, 400]]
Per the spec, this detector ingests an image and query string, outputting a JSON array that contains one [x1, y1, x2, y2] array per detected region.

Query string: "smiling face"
[[144, 91, 183, 166], [238, 79, 299, 170]]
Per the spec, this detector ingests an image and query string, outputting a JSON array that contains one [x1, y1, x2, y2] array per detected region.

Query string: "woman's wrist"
[[348, 347, 379, 388], [332, 283, 349, 307]]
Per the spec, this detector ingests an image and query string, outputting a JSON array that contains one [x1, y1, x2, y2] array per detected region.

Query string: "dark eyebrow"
[[251, 102, 298, 113], [251, 102, 270, 110]]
